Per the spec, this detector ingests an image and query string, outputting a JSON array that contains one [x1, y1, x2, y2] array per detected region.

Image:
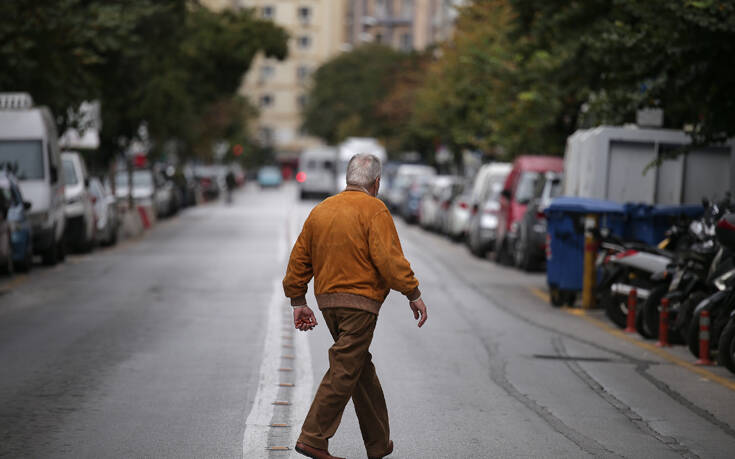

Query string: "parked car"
[[0, 168, 33, 272], [387, 164, 436, 213], [512, 171, 563, 270], [297, 146, 337, 199], [436, 180, 466, 235], [495, 155, 564, 264], [466, 163, 512, 257], [61, 152, 96, 252], [153, 167, 178, 217], [445, 190, 472, 240], [88, 177, 118, 246], [0, 92, 66, 265], [419, 175, 462, 230], [115, 169, 158, 208], [400, 175, 434, 223], [257, 166, 283, 188]]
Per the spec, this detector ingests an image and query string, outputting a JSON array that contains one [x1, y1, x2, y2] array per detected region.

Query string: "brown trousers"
[[298, 307, 390, 456]]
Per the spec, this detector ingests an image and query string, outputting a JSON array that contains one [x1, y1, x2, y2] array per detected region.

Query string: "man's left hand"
[[293, 306, 318, 331]]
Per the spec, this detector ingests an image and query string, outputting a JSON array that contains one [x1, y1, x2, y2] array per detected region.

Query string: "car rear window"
[[62, 158, 78, 185], [0, 140, 45, 180]]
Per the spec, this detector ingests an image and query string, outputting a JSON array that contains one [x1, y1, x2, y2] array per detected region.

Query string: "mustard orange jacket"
[[283, 189, 420, 315]]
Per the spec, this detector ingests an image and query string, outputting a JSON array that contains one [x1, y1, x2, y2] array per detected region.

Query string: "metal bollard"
[[695, 310, 713, 365], [657, 298, 670, 347], [582, 214, 599, 310], [625, 288, 637, 333]]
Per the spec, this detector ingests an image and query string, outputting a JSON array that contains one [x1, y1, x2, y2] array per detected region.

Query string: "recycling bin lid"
[[546, 196, 625, 215]]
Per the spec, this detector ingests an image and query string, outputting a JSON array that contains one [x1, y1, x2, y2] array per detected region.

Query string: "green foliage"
[[0, 0, 288, 163], [302, 44, 406, 146]]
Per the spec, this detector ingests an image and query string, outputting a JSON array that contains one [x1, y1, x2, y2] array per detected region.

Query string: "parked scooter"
[[684, 214, 735, 362]]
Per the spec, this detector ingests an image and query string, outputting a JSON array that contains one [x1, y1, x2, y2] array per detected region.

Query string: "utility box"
[[563, 126, 735, 205]]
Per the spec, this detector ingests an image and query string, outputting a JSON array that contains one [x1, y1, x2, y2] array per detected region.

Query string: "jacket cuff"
[[405, 287, 421, 302], [290, 296, 307, 306]]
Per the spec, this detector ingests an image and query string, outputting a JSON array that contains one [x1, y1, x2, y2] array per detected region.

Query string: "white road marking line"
[[289, 320, 314, 457], [242, 279, 282, 457]]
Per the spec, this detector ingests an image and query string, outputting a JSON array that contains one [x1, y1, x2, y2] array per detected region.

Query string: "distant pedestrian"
[[225, 169, 236, 204], [283, 153, 427, 459]]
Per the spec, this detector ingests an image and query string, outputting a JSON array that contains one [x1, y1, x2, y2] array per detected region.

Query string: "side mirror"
[[50, 165, 58, 183], [501, 189, 512, 200], [23, 201, 32, 210]]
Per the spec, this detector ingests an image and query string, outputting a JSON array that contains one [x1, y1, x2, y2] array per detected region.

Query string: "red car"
[[494, 155, 564, 264]]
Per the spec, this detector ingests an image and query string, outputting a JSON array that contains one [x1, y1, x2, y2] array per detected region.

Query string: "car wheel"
[[15, 239, 33, 272], [1, 232, 13, 275], [514, 227, 532, 271], [42, 239, 58, 266]]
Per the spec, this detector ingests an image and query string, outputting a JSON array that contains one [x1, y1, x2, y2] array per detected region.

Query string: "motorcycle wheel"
[[717, 319, 735, 373], [675, 292, 707, 345], [602, 292, 628, 329], [687, 311, 704, 359]]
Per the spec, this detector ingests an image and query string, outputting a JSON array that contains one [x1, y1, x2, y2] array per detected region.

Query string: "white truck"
[[335, 137, 387, 194], [564, 126, 735, 204]]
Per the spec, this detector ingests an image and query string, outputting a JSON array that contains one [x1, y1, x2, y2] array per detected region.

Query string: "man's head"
[[346, 153, 382, 196]]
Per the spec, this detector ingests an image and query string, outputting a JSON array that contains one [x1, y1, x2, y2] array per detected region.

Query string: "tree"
[[0, 0, 289, 163], [302, 44, 406, 147]]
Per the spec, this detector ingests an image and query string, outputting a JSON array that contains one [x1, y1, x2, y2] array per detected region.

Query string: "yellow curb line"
[[528, 287, 735, 392]]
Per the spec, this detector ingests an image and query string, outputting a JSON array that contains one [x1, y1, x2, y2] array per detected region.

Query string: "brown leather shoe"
[[368, 440, 393, 459], [295, 441, 345, 459]]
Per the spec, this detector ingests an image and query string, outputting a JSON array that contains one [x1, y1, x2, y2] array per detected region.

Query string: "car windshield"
[[115, 170, 153, 188], [548, 178, 563, 198], [516, 171, 540, 203], [62, 158, 78, 185], [0, 140, 44, 180]]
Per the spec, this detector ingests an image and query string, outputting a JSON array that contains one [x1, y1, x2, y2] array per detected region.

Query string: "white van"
[[0, 93, 66, 264], [335, 137, 387, 194], [297, 146, 337, 199]]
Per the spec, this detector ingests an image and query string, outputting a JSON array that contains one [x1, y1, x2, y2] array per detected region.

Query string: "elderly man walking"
[[283, 153, 427, 459]]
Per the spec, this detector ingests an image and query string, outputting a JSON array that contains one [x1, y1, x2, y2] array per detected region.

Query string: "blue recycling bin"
[[545, 197, 626, 306], [624, 203, 703, 245]]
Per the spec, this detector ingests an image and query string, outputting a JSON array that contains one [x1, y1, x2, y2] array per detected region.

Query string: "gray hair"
[[345, 153, 382, 188]]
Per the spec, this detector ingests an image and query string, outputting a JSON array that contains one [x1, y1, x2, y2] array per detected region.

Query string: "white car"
[[89, 177, 118, 246], [387, 164, 436, 213], [419, 175, 462, 230], [61, 151, 96, 252]]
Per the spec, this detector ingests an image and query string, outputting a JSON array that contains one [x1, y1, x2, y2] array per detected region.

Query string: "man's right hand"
[[409, 298, 427, 328]]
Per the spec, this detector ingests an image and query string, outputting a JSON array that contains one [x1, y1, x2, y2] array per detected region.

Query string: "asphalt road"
[[1, 183, 734, 458]]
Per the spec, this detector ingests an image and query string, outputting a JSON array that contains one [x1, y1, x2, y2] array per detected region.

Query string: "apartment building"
[[344, 0, 463, 52], [202, 0, 346, 158]]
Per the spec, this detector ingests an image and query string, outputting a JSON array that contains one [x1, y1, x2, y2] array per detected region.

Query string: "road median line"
[[528, 287, 735, 392]]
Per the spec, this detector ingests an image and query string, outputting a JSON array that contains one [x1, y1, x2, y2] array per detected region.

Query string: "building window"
[[259, 65, 275, 82], [400, 32, 412, 51], [259, 126, 274, 145], [259, 94, 274, 107], [297, 35, 311, 49], [296, 65, 311, 82], [298, 6, 311, 25], [402, 0, 414, 19], [261, 5, 275, 19], [374, 33, 383, 44]]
